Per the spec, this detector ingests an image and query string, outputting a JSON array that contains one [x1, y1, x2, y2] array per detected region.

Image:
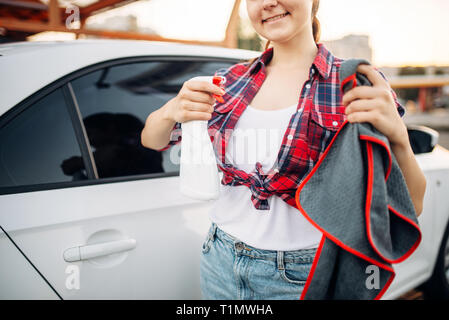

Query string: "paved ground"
[[397, 289, 424, 300]]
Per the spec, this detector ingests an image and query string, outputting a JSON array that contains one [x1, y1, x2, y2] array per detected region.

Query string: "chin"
[[263, 33, 296, 44], [259, 24, 298, 39]]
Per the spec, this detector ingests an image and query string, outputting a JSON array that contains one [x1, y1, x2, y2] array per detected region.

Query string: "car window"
[[70, 60, 235, 179], [0, 88, 85, 189]]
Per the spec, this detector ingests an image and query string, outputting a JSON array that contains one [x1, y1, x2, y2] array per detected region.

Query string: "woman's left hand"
[[342, 64, 408, 147]]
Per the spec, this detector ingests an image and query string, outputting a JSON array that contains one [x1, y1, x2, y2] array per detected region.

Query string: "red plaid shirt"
[[159, 43, 404, 210]]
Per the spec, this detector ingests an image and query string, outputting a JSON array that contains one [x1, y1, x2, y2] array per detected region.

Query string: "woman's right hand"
[[163, 78, 226, 123]]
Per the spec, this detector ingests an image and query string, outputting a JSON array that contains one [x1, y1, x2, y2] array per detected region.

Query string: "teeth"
[[265, 13, 288, 23]]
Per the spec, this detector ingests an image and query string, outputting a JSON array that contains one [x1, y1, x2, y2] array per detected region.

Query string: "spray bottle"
[[179, 75, 225, 201]]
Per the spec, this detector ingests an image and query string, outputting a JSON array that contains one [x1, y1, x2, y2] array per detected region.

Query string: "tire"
[[420, 220, 449, 299]]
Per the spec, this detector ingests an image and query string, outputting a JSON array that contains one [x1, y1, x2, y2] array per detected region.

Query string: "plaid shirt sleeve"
[[154, 121, 182, 152]]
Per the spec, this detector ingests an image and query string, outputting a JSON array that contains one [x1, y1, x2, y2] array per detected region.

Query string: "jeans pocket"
[[279, 262, 311, 285]]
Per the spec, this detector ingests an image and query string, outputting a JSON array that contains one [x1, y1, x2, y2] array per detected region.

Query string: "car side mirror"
[[407, 125, 439, 154]]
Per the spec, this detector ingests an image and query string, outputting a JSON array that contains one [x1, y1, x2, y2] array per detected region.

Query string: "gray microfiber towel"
[[295, 59, 422, 300]]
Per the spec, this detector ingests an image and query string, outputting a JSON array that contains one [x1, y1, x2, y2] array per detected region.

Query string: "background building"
[[85, 14, 157, 37], [323, 34, 373, 63]]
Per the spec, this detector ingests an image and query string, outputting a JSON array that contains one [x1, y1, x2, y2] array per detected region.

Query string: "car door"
[[0, 57, 236, 299]]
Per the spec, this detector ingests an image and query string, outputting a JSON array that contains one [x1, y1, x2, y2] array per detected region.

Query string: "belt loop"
[[209, 223, 218, 241], [277, 251, 285, 271]]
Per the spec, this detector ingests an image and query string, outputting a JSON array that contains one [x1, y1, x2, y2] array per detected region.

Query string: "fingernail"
[[214, 95, 224, 103]]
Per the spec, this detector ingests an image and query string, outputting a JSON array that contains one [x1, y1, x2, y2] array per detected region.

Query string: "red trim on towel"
[[364, 140, 422, 265], [374, 273, 395, 300], [385, 205, 422, 263], [359, 135, 392, 181], [341, 73, 357, 92], [299, 234, 326, 300]]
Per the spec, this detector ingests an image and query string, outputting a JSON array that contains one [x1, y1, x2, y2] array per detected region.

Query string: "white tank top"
[[208, 103, 322, 251]]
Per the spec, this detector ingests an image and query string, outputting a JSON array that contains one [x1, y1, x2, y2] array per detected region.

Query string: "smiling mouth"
[[262, 12, 290, 23]]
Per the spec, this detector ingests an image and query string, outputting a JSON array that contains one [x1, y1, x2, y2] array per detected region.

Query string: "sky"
[[34, 0, 449, 67], [318, 0, 449, 66]]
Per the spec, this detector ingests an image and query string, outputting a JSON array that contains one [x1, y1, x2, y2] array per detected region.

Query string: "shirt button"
[[332, 121, 339, 127], [305, 83, 311, 89], [274, 168, 280, 173], [287, 134, 294, 140]]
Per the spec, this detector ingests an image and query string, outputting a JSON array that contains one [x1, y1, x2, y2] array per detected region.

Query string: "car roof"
[[0, 39, 260, 114]]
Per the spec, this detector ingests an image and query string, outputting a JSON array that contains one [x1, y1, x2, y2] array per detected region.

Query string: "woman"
[[141, 0, 426, 299]]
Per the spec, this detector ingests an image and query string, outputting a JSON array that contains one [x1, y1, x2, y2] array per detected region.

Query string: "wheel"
[[420, 220, 449, 299]]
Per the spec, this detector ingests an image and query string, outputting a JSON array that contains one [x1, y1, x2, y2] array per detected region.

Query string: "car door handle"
[[63, 239, 137, 262]]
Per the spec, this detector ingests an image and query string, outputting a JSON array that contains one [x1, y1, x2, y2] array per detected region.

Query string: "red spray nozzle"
[[213, 76, 226, 86], [212, 76, 226, 103]]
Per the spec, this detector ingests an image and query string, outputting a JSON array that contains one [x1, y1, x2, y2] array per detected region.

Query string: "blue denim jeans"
[[200, 222, 317, 300]]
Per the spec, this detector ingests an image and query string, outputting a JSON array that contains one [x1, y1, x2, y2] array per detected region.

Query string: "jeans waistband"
[[207, 222, 317, 264]]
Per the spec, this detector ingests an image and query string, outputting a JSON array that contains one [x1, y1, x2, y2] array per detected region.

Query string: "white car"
[[0, 40, 448, 300]]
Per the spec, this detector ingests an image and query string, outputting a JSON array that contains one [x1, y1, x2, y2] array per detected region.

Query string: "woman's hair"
[[245, 0, 321, 66]]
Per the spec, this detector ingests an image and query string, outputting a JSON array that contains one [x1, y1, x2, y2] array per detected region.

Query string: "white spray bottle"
[[179, 76, 224, 201]]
